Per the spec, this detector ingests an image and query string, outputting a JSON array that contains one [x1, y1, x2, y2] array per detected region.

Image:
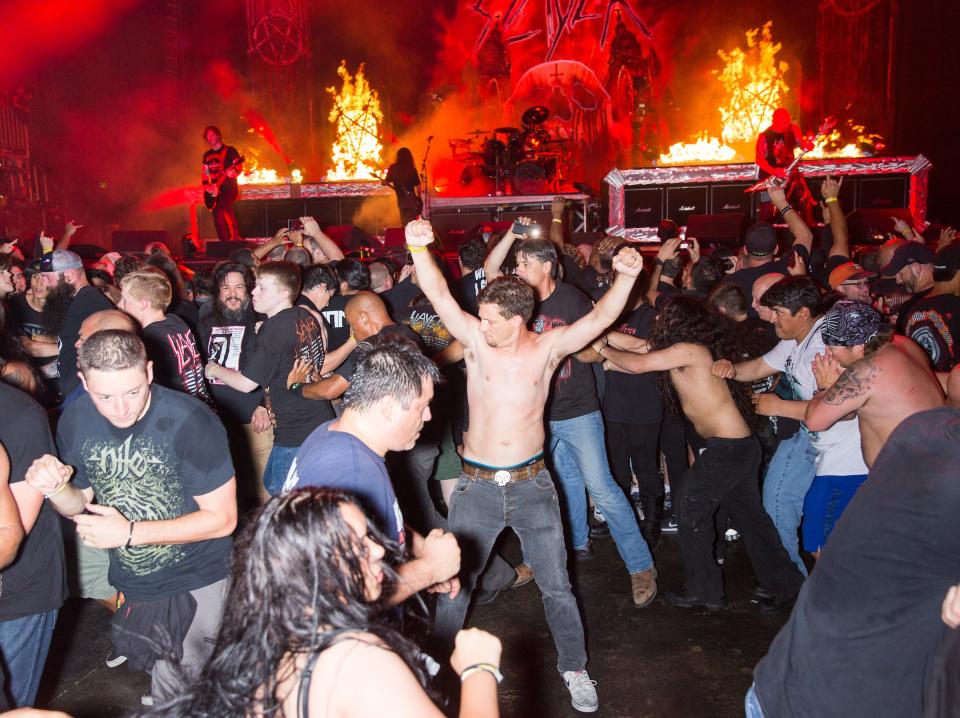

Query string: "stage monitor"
[[666, 186, 709, 227], [684, 214, 749, 247], [623, 187, 662, 228]]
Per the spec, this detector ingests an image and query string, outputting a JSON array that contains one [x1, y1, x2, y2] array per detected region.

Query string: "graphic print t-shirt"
[[241, 306, 334, 446], [286, 420, 404, 548], [202, 145, 241, 195], [321, 294, 350, 352], [198, 313, 264, 424], [7, 292, 58, 379], [532, 281, 600, 421], [58, 385, 234, 600], [143, 314, 213, 406], [904, 293, 960, 371], [458, 268, 486, 316]]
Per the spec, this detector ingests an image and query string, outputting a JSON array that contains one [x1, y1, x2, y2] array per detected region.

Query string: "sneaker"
[[630, 486, 640, 506], [663, 589, 726, 611], [724, 527, 740, 542], [105, 649, 127, 668], [141, 695, 154, 707], [588, 522, 610, 539], [592, 507, 606, 524], [661, 515, 679, 534], [630, 567, 658, 607], [562, 669, 599, 713], [512, 563, 535, 588]]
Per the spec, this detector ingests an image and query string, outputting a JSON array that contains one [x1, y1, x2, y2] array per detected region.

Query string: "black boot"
[[639, 495, 663, 552]]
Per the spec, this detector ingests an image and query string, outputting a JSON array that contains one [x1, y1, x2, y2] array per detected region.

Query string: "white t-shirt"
[[762, 318, 868, 477]]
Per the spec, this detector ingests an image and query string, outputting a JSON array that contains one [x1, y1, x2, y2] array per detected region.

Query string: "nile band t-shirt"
[[58, 384, 234, 601]]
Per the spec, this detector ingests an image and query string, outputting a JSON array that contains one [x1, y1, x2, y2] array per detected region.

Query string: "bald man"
[[61, 310, 139, 407]]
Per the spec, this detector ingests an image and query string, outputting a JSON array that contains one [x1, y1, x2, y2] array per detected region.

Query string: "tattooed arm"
[[804, 356, 876, 431]]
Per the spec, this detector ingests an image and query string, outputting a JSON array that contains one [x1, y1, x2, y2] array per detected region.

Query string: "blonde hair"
[[120, 267, 172, 311]]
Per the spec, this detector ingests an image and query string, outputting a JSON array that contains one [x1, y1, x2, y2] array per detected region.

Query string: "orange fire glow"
[[325, 62, 384, 181]]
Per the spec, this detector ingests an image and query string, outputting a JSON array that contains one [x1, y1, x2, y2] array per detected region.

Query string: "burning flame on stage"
[[238, 166, 303, 185], [659, 23, 879, 166], [325, 62, 384, 181]]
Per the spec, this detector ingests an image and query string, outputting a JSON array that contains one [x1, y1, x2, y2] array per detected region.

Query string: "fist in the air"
[[404, 218, 435, 248], [612, 246, 643, 277]]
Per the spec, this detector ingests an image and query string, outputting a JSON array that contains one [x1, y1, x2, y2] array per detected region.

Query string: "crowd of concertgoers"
[[0, 177, 957, 717]]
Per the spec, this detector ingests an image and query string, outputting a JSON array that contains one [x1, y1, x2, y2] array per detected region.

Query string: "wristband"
[[655, 258, 665, 267], [824, 197, 839, 204], [780, 204, 794, 216], [406, 244, 428, 253], [125, 521, 135, 549], [460, 663, 503, 684], [43, 482, 69, 499], [551, 218, 562, 224], [289, 382, 304, 398]]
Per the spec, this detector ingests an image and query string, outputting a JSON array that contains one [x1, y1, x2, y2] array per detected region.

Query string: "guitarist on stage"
[[202, 125, 243, 241], [383, 147, 423, 227], [755, 108, 816, 225]]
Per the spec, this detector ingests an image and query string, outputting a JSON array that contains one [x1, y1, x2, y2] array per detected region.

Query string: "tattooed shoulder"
[[822, 358, 878, 405]]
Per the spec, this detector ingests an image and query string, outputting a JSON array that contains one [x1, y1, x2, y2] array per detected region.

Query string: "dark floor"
[[35, 532, 788, 717]]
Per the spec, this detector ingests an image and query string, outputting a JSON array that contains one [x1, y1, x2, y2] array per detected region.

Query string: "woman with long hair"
[[147, 488, 502, 717], [384, 147, 422, 227]]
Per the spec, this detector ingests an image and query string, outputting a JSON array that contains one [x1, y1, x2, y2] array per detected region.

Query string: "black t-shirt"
[[170, 297, 200, 334], [903, 293, 960, 371], [382, 277, 422, 321], [58, 285, 114, 398], [241, 306, 334, 446], [142, 315, 214, 406], [58, 385, 234, 601], [6, 292, 58, 378], [895, 287, 933, 335], [725, 260, 788, 312], [0, 384, 67, 621], [458, 268, 486, 316], [321, 294, 350, 352], [602, 304, 663, 424], [202, 145, 242, 195], [532, 282, 600, 421], [404, 301, 455, 355], [197, 309, 264, 424], [754, 407, 960, 718]]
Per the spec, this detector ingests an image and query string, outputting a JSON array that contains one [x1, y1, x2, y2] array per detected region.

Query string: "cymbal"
[[466, 129, 490, 136], [494, 126, 520, 135], [521, 105, 550, 126]]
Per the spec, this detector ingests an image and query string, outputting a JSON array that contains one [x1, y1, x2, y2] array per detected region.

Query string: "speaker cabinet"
[[666, 186, 709, 226], [623, 187, 663, 228], [846, 208, 913, 243], [857, 176, 909, 210], [709, 183, 754, 215]]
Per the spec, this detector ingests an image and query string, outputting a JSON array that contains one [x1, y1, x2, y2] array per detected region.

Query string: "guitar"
[[203, 154, 245, 209], [745, 117, 837, 194]]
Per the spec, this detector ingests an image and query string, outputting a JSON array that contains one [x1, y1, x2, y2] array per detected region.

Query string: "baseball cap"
[[821, 299, 882, 347], [880, 243, 934, 277], [39, 249, 83, 272], [828, 261, 876, 290], [933, 243, 960, 276], [745, 223, 777, 257]]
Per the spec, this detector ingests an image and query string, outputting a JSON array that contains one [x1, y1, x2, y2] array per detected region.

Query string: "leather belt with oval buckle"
[[461, 459, 546, 484]]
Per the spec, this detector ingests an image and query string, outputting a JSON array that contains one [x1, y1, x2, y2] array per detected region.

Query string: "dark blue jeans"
[[266, 445, 300, 496], [434, 470, 588, 672], [0, 608, 58, 707]]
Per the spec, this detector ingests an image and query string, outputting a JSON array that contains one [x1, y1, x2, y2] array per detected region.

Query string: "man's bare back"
[[461, 328, 562, 466], [808, 336, 944, 466], [664, 345, 752, 440]]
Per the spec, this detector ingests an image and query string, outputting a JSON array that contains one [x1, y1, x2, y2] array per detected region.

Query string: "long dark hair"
[[649, 295, 756, 427], [146, 489, 431, 717]]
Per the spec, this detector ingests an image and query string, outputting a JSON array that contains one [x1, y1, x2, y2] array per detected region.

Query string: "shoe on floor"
[[512, 563, 535, 588], [141, 695, 154, 707], [630, 567, 658, 608], [573, 544, 595, 561], [588, 522, 610, 539], [757, 594, 796, 614], [661, 515, 679, 534], [105, 649, 127, 668], [592, 507, 606, 523], [562, 669, 598, 713], [663, 589, 725, 611]]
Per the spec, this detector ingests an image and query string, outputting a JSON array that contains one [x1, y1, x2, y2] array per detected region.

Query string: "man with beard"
[[196, 262, 273, 503], [39, 249, 113, 402]]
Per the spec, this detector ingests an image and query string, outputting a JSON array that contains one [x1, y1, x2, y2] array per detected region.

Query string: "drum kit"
[[450, 105, 569, 195]]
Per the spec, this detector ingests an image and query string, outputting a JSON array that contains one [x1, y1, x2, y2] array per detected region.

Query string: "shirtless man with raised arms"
[[598, 295, 804, 611], [404, 218, 642, 714], [805, 300, 944, 468]]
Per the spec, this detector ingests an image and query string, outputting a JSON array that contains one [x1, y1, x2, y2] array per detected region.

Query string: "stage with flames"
[[189, 3, 922, 244]]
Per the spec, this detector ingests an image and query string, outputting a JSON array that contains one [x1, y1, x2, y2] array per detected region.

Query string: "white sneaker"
[[141, 695, 154, 707], [562, 669, 598, 713], [592, 507, 606, 524]]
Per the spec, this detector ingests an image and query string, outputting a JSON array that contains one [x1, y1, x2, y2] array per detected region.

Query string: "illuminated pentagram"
[[825, 0, 883, 17], [251, 14, 304, 66]]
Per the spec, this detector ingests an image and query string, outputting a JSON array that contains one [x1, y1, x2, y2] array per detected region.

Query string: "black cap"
[[745, 223, 777, 257], [933, 243, 960, 275], [880, 243, 934, 277]]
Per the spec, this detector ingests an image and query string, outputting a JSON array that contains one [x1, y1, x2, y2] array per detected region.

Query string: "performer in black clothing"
[[201, 125, 243, 242], [383, 147, 422, 227], [755, 108, 815, 224]]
